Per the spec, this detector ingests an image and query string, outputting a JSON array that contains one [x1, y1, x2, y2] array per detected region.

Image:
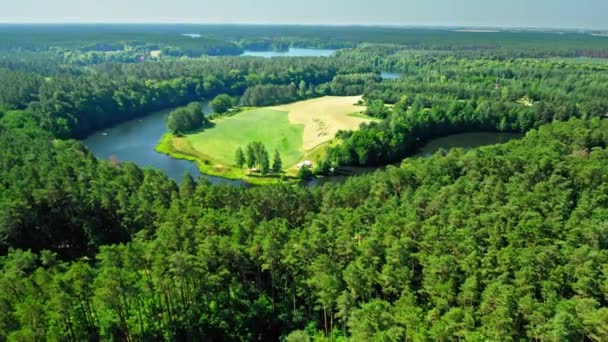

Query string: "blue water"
[[381, 72, 402, 80], [81, 103, 244, 186], [414, 132, 523, 158], [81, 103, 522, 187], [241, 48, 336, 58], [181, 33, 202, 38]]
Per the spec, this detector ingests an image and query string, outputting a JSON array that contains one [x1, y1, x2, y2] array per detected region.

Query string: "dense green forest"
[[2, 117, 607, 340], [1, 25, 608, 340], [319, 54, 608, 170]]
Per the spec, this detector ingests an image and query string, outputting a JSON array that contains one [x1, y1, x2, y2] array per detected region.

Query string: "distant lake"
[[381, 72, 402, 80], [181, 33, 202, 38], [81, 103, 244, 186], [414, 132, 524, 158], [241, 48, 336, 58]]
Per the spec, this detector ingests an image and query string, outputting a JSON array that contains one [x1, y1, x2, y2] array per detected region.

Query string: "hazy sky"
[[2, 0, 607, 29]]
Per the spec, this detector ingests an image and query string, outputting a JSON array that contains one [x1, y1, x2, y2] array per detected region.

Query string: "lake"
[[414, 132, 523, 158], [381, 72, 402, 80], [241, 48, 336, 58], [81, 103, 244, 186], [181, 33, 202, 38]]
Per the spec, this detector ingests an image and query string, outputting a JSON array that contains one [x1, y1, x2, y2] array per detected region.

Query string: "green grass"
[[156, 133, 299, 185], [187, 108, 305, 168], [156, 103, 373, 183]]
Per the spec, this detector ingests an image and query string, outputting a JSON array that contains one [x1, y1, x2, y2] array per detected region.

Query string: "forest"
[[1, 25, 608, 341], [319, 54, 608, 171]]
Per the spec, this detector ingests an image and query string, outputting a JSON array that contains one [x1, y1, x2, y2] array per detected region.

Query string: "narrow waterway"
[[81, 105, 245, 186], [82, 106, 522, 187]]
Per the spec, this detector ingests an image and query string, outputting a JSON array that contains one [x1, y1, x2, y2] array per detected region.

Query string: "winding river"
[[81, 106, 243, 186], [80, 47, 522, 186], [414, 132, 523, 158], [82, 108, 522, 186]]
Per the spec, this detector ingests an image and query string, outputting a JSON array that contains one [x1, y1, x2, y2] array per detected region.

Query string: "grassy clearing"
[[156, 134, 246, 180], [158, 96, 371, 182], [187, 108, 304, 167], [157, 134, 296, 185]]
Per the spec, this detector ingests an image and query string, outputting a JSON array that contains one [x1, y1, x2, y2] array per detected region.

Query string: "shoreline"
[[155, 133, 301, 185]]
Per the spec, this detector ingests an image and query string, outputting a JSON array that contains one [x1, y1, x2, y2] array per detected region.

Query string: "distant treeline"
[[2, 25, 608, 58]]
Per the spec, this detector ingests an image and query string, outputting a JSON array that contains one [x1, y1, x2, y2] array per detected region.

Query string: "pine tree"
[[180, 172, 196, 198], [246, 144, 256, 169], [272, 149, 282, 173], [235, 147, 245, 168], [259, 147, 270, 175]]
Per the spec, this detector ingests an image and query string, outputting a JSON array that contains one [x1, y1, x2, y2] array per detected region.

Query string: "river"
[[414, 132, 523, 158], [82, 108, 522, 186], [81, 105, 244, 186]]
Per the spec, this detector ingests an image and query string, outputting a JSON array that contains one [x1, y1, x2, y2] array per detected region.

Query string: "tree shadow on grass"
[[180, 121, 216, 136]]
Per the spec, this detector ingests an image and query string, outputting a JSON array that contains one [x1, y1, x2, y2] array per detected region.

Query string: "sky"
[[1, 0, 607, 30]]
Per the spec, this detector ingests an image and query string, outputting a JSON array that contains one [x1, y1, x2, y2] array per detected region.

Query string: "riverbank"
[[155, 96, 371, 184], [156, 134, 301, 185]]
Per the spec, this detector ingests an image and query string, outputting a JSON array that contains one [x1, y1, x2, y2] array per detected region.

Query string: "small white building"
[[296, 160, 313, 169]]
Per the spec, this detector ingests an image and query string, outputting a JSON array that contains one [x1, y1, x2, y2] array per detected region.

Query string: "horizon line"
[[0, 21, 605, 32]]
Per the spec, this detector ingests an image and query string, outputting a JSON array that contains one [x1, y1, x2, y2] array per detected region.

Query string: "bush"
[[211, 94, 234, 113], [297, 166, 314, 180], [167, 102, 206, 134]]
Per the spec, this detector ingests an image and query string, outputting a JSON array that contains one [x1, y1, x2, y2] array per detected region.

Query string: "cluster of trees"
[[1, 117, 608, 340], [235, 143, 282, 175], [0, 56, 347, 138], [234, 141, 283, 175], [241, 82, 310, 107], [0, 68, 42, 109], [328, 73, 382, 96], [167, 102, 207, 134], [210, 94, 235, 113], [320, 55, 608, 169], [240, 73, 384, 107], [239, 71, 392, 107], [365, 99, 391, 119]]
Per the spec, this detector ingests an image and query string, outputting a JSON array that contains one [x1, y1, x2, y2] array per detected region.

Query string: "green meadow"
[[186, 108, 304, 168]]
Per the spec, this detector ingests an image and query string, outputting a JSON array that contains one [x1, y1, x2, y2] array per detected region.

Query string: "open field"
[[158, 96, 371, 181], [272, 95, 367, 150], [187, 108, 304, 167]]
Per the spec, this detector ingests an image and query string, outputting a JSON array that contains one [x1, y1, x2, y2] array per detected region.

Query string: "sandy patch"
[[272, 96, 369, 150]]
